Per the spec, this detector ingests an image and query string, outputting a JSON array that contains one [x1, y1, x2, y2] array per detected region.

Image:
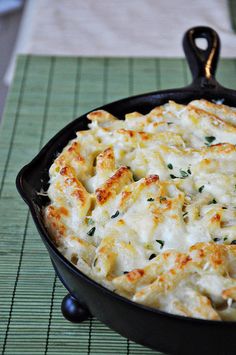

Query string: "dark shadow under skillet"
[[16, 27, 236, 355]]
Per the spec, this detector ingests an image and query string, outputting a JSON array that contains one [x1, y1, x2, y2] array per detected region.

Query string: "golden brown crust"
[[44, 205, 67, 243], [222, 287, 236, 301], [87, 110, 117, 122], [96, 166, 133, 205], [96, 147, 115, 173], [60, 166, 90, 208]]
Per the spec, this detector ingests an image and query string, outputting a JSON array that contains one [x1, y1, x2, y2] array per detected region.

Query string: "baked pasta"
[[44, 99, 236, 321]]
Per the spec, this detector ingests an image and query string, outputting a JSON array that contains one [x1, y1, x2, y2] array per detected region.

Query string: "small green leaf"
[[209, 198, 217, 205], [87, 227, 96, 236], [93, 258, 98, 267], [147, 198, 154, 202], [198, 185, 204, 193], [111, 210, 120, 219], [180, 169, 188, 178], [170, 174, 177, 179], [87, 218, 94, 225], [167, 163, 173, 170], [156, 240, 165, 249], [213, 237, 221, 242], [231, 240, 236, 245], [205, 136, 216, 144], [149, 253, 157, 260]]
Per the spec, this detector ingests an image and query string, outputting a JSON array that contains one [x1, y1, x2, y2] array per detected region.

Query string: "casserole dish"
[[16, 27, 236, 354]]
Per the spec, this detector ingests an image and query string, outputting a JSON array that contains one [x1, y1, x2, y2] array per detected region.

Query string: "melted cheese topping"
[[44, 99, 236, 320]]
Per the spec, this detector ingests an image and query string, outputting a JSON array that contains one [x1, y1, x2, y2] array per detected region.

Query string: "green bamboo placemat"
[[1, 55, 236, 355]]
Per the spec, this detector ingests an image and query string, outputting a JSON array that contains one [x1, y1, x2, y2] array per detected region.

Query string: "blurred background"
[[0, 0, 236, 120]]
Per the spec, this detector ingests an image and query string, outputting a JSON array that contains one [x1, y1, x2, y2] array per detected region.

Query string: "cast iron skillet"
[[16, 27, 236, 355]]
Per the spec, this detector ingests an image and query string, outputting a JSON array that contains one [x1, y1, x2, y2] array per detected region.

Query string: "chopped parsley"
[[213, 237, 221, 242], [222, 207, 227, 210], [170, 168, 191, 179], [231, 240, 236, 245], [167, 122, 173, 125], [147, 198, 154, 202], [87, 218, 94, 225], [205, 136, 216, 145], [93, 258, 97, 267], [224, 237, 228, 241], [167, 163, 173, 170], [198, 185, 204, 193], [170, 174, 177, 179], [180, 169, 188, 178], [183, 212, 188, 217], [123, 271, 129, 274], [209, 198, 217, 205], [87, 226, 96, 236], [111, 210, 120, 219], [149, 253, 157, 260], [156, 239, 165, 249]]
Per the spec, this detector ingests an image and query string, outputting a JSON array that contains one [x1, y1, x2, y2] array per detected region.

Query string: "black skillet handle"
[[183, 26, 220, 89]]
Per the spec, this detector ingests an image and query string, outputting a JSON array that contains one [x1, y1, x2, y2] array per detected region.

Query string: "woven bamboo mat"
[[1, 56, 236, 355]]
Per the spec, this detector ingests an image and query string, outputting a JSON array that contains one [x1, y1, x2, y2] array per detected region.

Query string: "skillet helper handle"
[[183, 26, 220, 88]]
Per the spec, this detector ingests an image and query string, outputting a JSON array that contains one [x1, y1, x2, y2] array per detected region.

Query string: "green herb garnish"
[[167, 122, 173, 125], [183, 212, 188, 217], [147, 198, 154, 202], [93, 258, 98, 267], [180, 169, 188, 178], [167, 163, 173, 170], [205, 136, 216, 145], [187, 168, 191, 175], [87, 227, 96, 236], [87, 218, 94, 225], [231, 240, 236, 245], [156, 240, 165, 249], [111, 210, 120, 219], [209, 198, 217, 205], [213, 238, 221, 242], [170, 174, 177, 179], [198, 185, 204, 193], [149, 253, 157, 260], [123, 271, 129, 274]]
